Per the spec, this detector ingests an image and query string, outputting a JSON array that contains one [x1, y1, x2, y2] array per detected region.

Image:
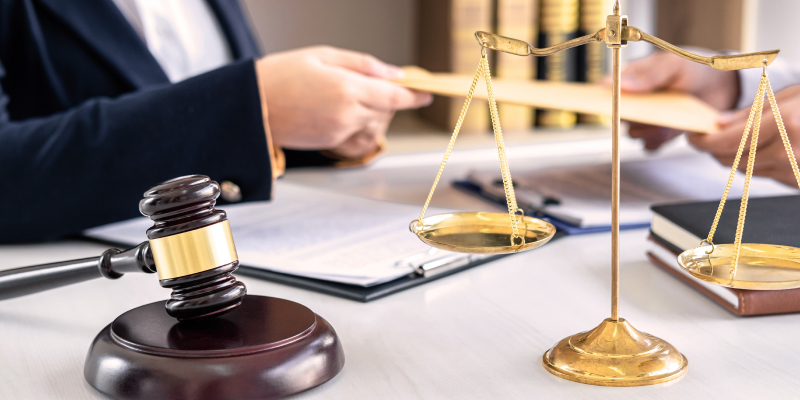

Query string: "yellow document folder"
[[396, 66, 720, 134]]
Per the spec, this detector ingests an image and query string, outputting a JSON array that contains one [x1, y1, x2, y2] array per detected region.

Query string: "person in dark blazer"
[[0, 0, 431, 243]]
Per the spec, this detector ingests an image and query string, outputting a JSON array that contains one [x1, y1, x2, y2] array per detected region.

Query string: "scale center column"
[[541, 1, 688, 387], [610, 16, 621, 323]]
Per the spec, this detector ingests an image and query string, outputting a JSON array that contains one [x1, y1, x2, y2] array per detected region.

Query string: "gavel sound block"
[[86, 176, 345, 400], [0, 175, 344, 400]]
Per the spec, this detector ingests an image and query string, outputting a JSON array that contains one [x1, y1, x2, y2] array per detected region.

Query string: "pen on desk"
[[477, 176, 560, 213], [396, 247, 439, 266], [396, 249, 481, 278], [414, 254, 475, 277], [395, 248, 442, 274]]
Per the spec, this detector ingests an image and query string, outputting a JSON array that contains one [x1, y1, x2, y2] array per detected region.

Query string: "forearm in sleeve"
[[0, 59, 273, 242]]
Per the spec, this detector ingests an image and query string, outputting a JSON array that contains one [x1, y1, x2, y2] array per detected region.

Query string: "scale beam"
[[475, 28, 779, 72], [624, 27, 779, 71], [474, 30, 603, 57]]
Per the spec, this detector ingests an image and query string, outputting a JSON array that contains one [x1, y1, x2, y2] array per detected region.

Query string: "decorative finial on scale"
[[613, 0, 620, 15]]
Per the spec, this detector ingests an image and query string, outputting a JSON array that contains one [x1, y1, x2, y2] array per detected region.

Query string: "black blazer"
[[0, 0, 288, 242]]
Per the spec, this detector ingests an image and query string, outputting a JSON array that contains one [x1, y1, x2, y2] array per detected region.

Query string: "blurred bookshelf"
[[654, 0, 800, 65], [242, 0, 798, 146], [656, 0, 746, 52], [384, 111, 611, 154]]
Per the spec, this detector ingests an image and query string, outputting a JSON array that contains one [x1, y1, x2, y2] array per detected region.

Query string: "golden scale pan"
[[678, 64, 800, 290], [408, 46, 556, 255]]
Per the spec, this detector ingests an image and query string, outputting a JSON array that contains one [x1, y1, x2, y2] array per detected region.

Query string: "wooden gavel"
[[0, 175, 246, 320]]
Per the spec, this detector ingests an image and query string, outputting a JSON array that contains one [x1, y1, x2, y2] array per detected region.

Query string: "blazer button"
[[220, 181, 242, 202]]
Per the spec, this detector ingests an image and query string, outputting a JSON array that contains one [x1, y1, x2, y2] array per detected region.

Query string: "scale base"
[[542, 318, 687, 387], [84, 295, 345, 400]]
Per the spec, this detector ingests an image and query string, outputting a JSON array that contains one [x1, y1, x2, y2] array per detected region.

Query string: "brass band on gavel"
[[149, 220, 238, 280]]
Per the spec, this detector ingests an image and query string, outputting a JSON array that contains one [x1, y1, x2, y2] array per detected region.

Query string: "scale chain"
[[481, 55, 523, 242], [730, 74, 765, 280], [417, 52, 523, 245], [705, 74, 767, 248], [766, 79, 800, 189], [417, 58, 484, 223], [703, 65, 800, 281]]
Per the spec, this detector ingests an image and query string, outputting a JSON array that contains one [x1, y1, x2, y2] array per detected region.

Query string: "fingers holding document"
[[316, 47, 434, 111], [256, 46, 432, 160], [327, 113, 394, 160], [613, 51, 800, 186], [687, 85, 800, 186], [616, 50, 739, 110], [323, 49, 433, 159], [602, 50, 739, 150]]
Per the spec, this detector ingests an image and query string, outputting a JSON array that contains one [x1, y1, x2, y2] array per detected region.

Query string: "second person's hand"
[[604, 50, 739, 149], [255, 46, 433, 160], [688, 85, 800, 187]]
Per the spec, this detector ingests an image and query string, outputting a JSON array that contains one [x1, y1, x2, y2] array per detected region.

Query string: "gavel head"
[[139, 175, 247, 321]]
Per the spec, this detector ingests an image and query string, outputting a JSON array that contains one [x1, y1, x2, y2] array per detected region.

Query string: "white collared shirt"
[[112, 0, 233, 83]]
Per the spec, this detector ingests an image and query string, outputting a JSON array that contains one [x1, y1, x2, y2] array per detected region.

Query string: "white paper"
[[469, 152, 799, 228], [85, 182, 469, 286], [646, 240, 738, 308]]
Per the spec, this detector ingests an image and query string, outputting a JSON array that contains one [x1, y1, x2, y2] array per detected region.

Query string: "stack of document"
[[458, 153, 798, 234], [85, 183, 486, 287]]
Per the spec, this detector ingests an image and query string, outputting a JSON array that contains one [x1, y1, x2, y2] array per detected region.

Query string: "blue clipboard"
[[452, 180, 650, 235]]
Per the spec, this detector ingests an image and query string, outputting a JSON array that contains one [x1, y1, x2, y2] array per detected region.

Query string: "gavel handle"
[[0, 241, 156, 301]]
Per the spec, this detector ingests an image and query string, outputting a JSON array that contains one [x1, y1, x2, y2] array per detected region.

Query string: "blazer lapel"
[[35, 0, 169, 89], [206, 0, 262, 59]]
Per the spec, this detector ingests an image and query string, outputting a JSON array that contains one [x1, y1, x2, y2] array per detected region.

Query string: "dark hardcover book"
[[650, 195, 800, 250]]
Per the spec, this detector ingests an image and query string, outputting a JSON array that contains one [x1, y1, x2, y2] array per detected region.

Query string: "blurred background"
[[240, 0, 797, 145]]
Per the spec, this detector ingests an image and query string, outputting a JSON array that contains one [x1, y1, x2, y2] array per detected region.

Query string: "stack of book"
[[649, 196, 800, 316], [417, 0, 613, 133], [417, 0, 492, 134], [494, 0, 538, 131], [577, 0, 611, 125]]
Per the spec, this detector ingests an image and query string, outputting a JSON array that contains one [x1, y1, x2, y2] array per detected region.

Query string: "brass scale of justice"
[[409, 1, 800, 387]]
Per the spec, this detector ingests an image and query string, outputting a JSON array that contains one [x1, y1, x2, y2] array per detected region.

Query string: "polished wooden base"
[[84, 295, 345, 400]]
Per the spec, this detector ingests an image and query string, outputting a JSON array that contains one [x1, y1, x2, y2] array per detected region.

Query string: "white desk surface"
[[2, 136, 799, 399]]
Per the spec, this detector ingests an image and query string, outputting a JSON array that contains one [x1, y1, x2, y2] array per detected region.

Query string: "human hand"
[[255, 46, 433, 159], [603, 50, 739, 149], [687, 84, 800, 187]]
